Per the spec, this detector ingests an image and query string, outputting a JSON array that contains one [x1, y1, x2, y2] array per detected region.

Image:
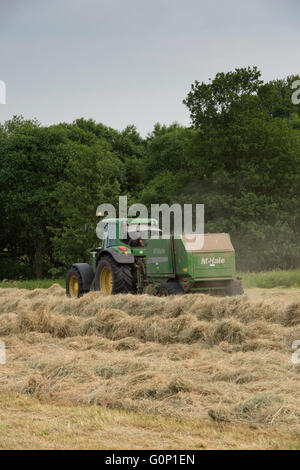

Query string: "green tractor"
[[66, 217, 243, 298]]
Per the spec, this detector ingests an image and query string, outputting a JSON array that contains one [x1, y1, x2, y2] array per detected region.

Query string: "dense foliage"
[[1, 67, 300, 278]]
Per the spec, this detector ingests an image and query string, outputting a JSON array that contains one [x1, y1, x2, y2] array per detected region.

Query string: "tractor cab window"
[[102, 224, 108, 249], [101, 223, 117, 249], [121, 222, 161, 247]]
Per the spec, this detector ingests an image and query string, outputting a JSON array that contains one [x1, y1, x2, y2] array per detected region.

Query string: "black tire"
[[158, 281, 184, 296], [95, 254, 134, 295], [66, 266, 85, 298], [226, 280, 244, 297]]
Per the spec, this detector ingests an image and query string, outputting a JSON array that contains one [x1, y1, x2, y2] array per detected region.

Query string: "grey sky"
[[0, 0, 299, 135]]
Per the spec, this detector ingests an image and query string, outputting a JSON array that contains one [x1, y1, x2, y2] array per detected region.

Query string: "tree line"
[[1, 66, 300, 279]]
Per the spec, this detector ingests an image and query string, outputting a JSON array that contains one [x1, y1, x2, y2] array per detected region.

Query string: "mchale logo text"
[[201, 257, 225, 265]]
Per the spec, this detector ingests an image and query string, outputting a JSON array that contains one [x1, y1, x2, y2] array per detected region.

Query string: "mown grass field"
[[0, 283, 300, 449], [1, 393, 299, 450]]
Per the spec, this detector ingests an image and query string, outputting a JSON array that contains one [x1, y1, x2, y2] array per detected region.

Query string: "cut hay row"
[[0, 285, 300, 433]]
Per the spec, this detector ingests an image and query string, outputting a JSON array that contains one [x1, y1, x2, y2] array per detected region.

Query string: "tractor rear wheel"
[[66, 266, 85, 298], [95, 255, 134, 296], [158, 281, 183, 296]]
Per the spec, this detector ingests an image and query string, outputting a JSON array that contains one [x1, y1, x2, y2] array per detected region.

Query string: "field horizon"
[[2, 268, 300, 291]]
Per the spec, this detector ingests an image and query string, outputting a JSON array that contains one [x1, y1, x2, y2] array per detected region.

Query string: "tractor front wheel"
[[66, 266, 85, 298], [95, 255, 134, 296]]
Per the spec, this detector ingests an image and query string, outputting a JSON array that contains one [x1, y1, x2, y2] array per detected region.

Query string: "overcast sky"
[[0, 0, 299, 135]]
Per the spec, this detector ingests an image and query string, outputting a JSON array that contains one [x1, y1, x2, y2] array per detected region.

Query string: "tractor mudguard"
[[101, 248, 135, 264], [72, 263, 95, 291]]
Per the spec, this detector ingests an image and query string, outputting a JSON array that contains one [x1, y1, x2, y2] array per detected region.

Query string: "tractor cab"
[[99, 218, 160, 252]]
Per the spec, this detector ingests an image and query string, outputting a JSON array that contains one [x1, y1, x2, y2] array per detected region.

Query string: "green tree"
[[0, 117, 68, 278], [50, 138, 124, 270], [182, 67, 300, 270], [270, 75, 300, 119], [69, 119, 146, 198]]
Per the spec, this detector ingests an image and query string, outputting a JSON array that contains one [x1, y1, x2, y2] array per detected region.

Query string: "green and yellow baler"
[[145, 234, 242, 296], [66, 218, 243, 298]]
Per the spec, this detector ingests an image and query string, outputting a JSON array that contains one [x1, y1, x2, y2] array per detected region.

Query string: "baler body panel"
[[191, 251, 235, 279], [179, 234, 235, 280], [146, 238, 174, 277], [146, 233, 236, 284]]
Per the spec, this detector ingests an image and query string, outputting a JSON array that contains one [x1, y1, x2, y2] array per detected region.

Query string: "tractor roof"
[[103, 218, 158, 224]]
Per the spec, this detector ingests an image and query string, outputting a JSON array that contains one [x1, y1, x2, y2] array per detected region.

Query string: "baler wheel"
[[226, 280, 244, 296], [158, 281, 183, 296]]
